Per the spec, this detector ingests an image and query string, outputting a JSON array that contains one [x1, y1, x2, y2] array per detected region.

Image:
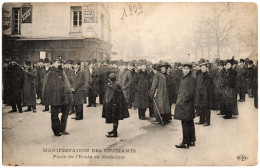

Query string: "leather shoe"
[[54, 133, 62, 136], [106, 132, 118, 138], [87, 104, 92, 107], [107, 130, 114, 135], [75, 117, 83, 120], [239, 99, 245, 102], [175, 143, 189, 149], [203, 123, 210, 127], [189, 142, 195, 146], [8, 110, 17, 113], [93, 104, 96, 107], [24, 109, 31, 112], [61, 131, 70, 135], [223, 116, 232, 119], [42, 109, 49, 112], [217, 113, 224, 115]]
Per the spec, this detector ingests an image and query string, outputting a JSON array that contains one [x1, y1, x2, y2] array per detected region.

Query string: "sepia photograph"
[[2, 1, 258, 166]]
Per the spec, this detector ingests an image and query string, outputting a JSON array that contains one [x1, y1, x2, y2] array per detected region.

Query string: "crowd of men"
[[2, 56, 258, 147]]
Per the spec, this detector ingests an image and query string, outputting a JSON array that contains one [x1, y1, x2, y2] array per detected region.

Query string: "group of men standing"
[[2, 56, 258, 146]]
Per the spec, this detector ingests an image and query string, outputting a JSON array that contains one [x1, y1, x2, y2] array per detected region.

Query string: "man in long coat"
[[117, 62, 133, 107], [172, 63, 182, 104], [149, 64, 171, 125], [212, 61, 226, 114], [134, 63, 150, 120], [174, 63, 196, 149], [7, 58, 24, 113], [236, 59, 247, 102], [41, 59, 51, 112], [23, 61, 37, 112], [194, 63, 213, 126], [98, 60, 111, 105], [102, 73, 130, 138], [87, 62, 99, 107], [221, 60, 239, 119], [69, 60, 87, 120], [42, 56, 73, 136]]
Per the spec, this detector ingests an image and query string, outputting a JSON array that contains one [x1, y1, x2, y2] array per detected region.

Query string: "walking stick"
[[84, 82, 99, 95], [153, 89, 164, 125]]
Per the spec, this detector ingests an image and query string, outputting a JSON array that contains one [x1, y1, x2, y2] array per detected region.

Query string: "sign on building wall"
[[21, 3, 32, 23], [2, 5, 12, 33], [83, 4, 95, 23]]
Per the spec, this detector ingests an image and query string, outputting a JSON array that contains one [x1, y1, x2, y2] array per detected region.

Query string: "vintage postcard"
[[2, 2, 258, 166]]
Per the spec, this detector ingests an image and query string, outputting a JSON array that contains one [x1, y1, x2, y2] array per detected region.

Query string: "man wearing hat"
[[69, 59, 87, 120], [23, 61, 37, 112], [102, 73, 130, 137], [7, 57, 24, 113], [247, 60, 254, 97], [149, 63, 171, 124], [174, 63, 196, 148], [86, 61, 99, 107], [42, 56, 73, 136], [41, 58, 51, 112], [236, 59, 247, 102], [133, 62, 150, 120], [161, 62, 174, 120], [117, 62, 133, 108], [194, 63, 213, 126], [220, 60, 239, 119], [128, 61, 137, 109], [98, 59, 111, 105], [172, 62, 182, 104], [36, 59, 44, 99], [212, 60, 226, 113]]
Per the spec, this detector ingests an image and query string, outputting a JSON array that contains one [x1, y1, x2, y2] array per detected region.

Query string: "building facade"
[[3, 2, 112, 62]]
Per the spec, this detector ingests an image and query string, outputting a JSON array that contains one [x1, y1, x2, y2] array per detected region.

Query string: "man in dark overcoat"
[[174, 63, 196, 149], [98, 60, 111, 105], [42, 56, 73, 136], [41, 59, 51, 112], [87, 62, 99, 107], [102, 73, 130, 138], [172, 63, 182, 104], [36, 59, 44, 99], [134, 63, 150, 120], [247, 60, 254, 97], [149, 64, 171, 124], [7, 57, 24, 113], [236, 59, 247, 102], [194, 63, 213, 126], [23, 61, 37, 112], [117, 62, 133, 107], [221, 60, 239, 119], [69, 60, 87, 120]]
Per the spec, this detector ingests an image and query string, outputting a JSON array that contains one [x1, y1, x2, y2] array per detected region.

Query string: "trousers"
[[182, 120, 196, 144], [51, 104, 69, 135]]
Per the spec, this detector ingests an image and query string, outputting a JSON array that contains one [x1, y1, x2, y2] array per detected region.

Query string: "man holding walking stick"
[[149, 63, 171, 125]]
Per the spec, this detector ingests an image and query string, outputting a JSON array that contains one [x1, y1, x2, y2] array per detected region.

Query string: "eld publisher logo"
[[237, 154, 248, 161]]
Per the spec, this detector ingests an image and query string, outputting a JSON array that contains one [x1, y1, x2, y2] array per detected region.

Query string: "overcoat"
[[194, 71, 213, 109], [211, 68, 226, 109], [117, 69, 133, 103], [222, 68, 239, 115], [69, 69, 87, 105], [174, 72, 196, 121], [134, 70, 149, 109], [102, 82, 130, 123], [88, 68, 99, 97], [23, 68, 37, 106], [149, 72, 170, 115], [236, 66, 247, 93], [172, 68, 182, 103], [98, 65, 111, 93], [6, 64, 24, 105], [163, 72, 175, 105], [42, 67, 73, 106]]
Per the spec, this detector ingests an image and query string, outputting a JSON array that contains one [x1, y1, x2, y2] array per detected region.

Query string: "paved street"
[[2, 95, 258, 166]]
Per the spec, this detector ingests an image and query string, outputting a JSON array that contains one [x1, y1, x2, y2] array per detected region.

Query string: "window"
[[71, 6, 82, 33], [12, 8, 21, 34], [40, 51, 46, 59]]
